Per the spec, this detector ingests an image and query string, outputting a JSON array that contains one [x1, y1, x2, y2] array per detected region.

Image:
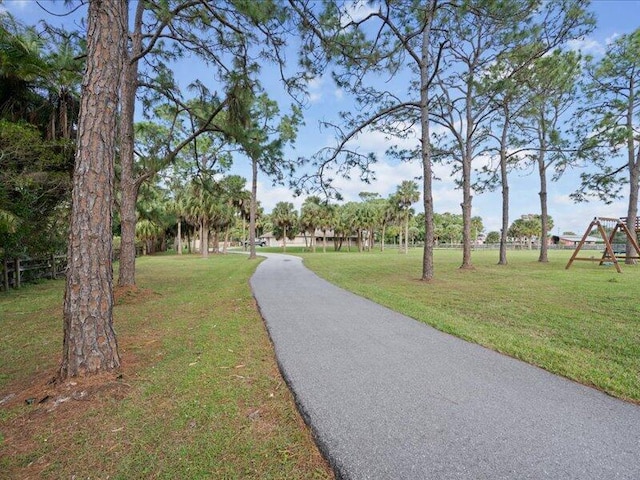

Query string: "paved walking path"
[[250, 253, 640, 480]]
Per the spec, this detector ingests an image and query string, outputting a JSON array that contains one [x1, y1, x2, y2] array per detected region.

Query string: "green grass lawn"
[[299, 247, 640, 403], [0, 255, 332, 479]]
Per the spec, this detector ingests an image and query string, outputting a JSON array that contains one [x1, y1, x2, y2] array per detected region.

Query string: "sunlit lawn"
[[299, 247, 640, 403], [0, 255, 332, 479]]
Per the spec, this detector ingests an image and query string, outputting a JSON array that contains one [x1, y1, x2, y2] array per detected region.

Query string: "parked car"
[[244, 238, 267, 247]]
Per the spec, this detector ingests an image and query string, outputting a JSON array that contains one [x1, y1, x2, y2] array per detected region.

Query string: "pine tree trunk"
[[538, 150, 549, 263], [249, 155, 258, 259], [420, 12, 435, 280], [117, 2, 143, 287], [461, 135, 474, 269], [626, 154, 639, 263], [498, 105, 510, 265], [626, 86, 639, 264], [60, 0, 126, 380]]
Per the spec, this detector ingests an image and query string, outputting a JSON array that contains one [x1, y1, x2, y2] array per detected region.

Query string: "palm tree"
[[1, 16, 82, 140], [300, 196, 322, 252], [183, 180, 213, 257], [219, 175, 250, 253], [42, 34, 83, 141], [317, 202, 336, 253], [0, 16, 47, 123], [337, 202, 358, 252], [355, 201, 378, 252], [379, 198, 398, 252], [394, 181, 420, 254], [271, 202, 298, 252], [135, 219, 162, 255]]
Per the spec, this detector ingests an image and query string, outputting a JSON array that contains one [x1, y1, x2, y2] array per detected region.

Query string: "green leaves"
[[574, 27, 640, 202]]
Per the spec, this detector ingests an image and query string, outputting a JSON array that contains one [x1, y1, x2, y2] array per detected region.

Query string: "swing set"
[[565, 217, 640, 273]]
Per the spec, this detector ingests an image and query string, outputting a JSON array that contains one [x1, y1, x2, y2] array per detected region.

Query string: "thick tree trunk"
[[118, 180, 139, 283], [117, 2, 144, 288], [60, 0, 126, 380]]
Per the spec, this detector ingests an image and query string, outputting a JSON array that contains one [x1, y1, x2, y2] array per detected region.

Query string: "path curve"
[[250, 252, 640, 480]]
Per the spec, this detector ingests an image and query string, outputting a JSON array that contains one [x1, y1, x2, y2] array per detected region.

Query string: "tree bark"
[[117, 1, 144, 287], [60, 0, 126, 380], [248, 155, 258, 259], [538, 150, 549, 262], [627, 148, 639, 264], [419, 2, 435, 280], [498, 105, 510, 265], [404, 212, 409, 254], [282, 226, 287, 252], [460, 77, 474, 270], [201, 219, 209, 258], [626, 78, 639, 264]]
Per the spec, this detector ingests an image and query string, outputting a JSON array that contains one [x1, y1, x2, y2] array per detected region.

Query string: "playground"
[[566, 216, 640, 272]]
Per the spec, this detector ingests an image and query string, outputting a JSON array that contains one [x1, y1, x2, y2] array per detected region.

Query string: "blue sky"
[[3, 0, 640, 234]]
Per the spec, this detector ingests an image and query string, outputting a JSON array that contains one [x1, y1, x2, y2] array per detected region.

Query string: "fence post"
[[2, 257, 8, 292], [14, 258, 20, 289], [50, 253, 56, 279]]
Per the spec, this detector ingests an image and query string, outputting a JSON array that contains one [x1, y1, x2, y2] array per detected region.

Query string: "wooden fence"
[[1, 255, 67, 292]]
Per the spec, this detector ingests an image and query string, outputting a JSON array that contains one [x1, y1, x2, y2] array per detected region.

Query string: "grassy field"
[[298, 247, 640, 403], [0, 255, 332, 479]]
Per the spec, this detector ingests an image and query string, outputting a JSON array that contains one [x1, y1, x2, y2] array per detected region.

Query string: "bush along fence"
[[1, 254, 67, 292]]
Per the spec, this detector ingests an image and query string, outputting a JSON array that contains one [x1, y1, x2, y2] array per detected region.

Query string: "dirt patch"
[[0, 350, 139, 478], [113, 285, 160, 305]]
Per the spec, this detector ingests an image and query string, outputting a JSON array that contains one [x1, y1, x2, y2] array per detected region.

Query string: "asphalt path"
[[249, 252, 640, 480]]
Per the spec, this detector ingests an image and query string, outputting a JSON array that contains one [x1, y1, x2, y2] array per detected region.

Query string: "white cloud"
[[256, 182, 304, 213], [2, 0, 32, 13], [340, 0, 378, 26], [605, 33, 621, 45], [309, 92, 323, 103], [306, 76, 324, 104], [342, 125, 420, 157], [566, 37, 605, 56]]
